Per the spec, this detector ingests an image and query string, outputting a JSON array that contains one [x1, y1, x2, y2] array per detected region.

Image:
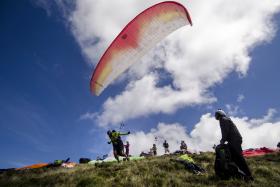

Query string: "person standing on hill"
[[215, 109, 253, 181], [107, 130, 130, 162], [163, 140, 170, 154], [180, 140, 188, 153], [124, 141, 130, 157], [152, 144, 157, 156]]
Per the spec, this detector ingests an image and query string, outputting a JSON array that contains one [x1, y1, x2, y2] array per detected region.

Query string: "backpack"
[[214, 144, 245, 179], [79, 158, 91, 164]]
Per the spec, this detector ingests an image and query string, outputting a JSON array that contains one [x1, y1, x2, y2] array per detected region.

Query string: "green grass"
[[1, 152, 279, 187]]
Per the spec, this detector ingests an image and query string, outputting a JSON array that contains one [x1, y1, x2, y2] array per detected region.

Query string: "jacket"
[[219, 116, 242, 144]]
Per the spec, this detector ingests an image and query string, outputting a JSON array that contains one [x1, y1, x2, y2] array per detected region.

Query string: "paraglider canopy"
[[90, 1, 192, 96]]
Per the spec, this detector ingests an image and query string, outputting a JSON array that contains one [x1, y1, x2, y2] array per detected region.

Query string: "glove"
[[128, 131, 130, 134], [107, 141, 111, 144]]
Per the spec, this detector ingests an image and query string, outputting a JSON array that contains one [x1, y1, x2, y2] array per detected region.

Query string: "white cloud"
[[31, 0, 52, 16], [249, 108, 277, 125], [70, 0, 280, 126], [79, 112, 98, 121], [31, 0, 73, 18], [96, 74, 215, 126], [237, 94, 245, 103], [124, 109, 280, 156], [225, 104, 241, 116]]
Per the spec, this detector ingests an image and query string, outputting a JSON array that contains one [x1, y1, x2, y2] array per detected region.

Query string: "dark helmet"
[[112, 130, 116, 133], [215, 109, 227, 120]]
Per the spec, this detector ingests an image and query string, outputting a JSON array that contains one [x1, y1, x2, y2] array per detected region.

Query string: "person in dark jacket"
[[180, 140, 188, 152], [163, 140, 170, 154], [152, 144, 157, 156], [215, 109, 253, 181]]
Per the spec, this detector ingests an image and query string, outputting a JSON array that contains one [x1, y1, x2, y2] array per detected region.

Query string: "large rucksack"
[[79, 158, 91, 164], [214, 144, 245, 179]]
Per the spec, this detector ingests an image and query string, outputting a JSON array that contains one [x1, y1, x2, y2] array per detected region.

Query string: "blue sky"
[[0, 1, 280, 168]]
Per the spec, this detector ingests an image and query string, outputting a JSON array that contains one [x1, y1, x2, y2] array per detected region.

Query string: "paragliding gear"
[[172, 154, 205, 174], [51, 158, 70, 167], [214, 144, 246, 179], [178, 154, 194, 163], [90, 1, 192, 96], [215, 109, 227, 120], [79, 158, 91, 164], [119, 123, 125, 130], [54, 158, 70, 165]]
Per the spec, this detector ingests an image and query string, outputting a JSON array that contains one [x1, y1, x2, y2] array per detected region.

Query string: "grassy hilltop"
[[0, 152, 279, 187]]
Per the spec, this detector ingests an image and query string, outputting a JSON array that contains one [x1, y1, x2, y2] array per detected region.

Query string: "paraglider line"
[[95, 81, 104, 87]]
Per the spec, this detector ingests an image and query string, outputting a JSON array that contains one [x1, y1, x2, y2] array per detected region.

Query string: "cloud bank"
[[125, 109, 280, 156], [70, 0, 280, 126]]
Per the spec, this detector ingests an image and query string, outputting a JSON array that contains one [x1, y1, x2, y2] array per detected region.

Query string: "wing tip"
[[90, 81, 103, 96]]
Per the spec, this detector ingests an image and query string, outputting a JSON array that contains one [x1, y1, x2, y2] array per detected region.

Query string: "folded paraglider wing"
[[90, 1, 192, 95], [16, 163, 49, 170]]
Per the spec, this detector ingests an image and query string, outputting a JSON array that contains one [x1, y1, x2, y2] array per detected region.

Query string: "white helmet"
[[215, 109, 227, 120]]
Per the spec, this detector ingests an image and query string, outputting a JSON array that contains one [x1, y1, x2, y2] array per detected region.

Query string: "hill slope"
[[1, 152, 279, 187]]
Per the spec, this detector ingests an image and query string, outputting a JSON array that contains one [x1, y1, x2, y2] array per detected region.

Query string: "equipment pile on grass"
[[0, 152, 279, 187]]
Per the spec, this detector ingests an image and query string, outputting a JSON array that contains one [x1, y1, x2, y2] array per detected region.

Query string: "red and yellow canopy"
[[91, 1, 192, 96]]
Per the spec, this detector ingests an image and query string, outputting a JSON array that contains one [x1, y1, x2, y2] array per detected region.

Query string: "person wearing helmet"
[[215, 109, 253, 181], [107, 130, 130, 162]]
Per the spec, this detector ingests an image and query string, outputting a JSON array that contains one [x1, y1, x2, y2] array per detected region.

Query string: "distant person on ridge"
[[152, 144, 157, 156], [107, 130, 130, 162], [163, 140, 170, 154], [124, 141, 130, 157], [215, 109, 253, 181], [180, 140, 188, 153]]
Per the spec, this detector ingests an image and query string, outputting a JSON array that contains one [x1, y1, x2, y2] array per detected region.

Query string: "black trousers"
[[228, 142, 252, 176], [113, 141, 124, 155]]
